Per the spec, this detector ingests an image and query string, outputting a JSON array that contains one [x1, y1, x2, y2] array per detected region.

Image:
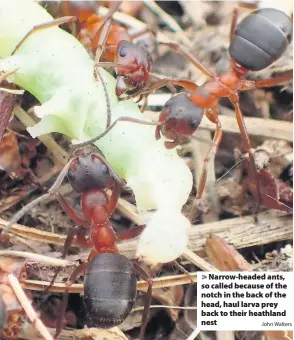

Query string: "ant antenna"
[[93, 1, 123, 61], [94, 66, 112, 128], [216, 158, 245, 182], [71, 117, 160, 149]]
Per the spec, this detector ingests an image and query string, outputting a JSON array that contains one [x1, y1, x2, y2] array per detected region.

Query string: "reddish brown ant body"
[[76, 7, 293, 218]]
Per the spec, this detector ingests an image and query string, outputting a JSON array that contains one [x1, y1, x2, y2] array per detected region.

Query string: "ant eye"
[[101, 164, 109, 174], [119, 46, 128, 57], [189, 119, 199, 130]]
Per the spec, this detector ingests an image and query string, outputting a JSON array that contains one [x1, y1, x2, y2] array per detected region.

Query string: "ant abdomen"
[[0, 296, 7, 332], [68, 153, 112, 193], [84, 253, 137, 328], [158, 93, 204, 140], [230, 8, 292, 71]]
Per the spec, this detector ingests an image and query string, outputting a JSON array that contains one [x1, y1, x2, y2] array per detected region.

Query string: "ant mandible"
[[0, 257, 54, 340], [74, 7, 293, 219]]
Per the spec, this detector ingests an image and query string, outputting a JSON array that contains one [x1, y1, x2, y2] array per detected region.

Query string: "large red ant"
[[73, 7, 293, 219], [0, 257, 53, 340], [5, 146, 152, 340]]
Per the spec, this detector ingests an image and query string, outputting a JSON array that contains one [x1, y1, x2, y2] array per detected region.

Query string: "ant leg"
[[11, 17, 76, 56], [253, 70, 293, 88], [107, 180, 121, 215], [189, 108, 223, 222], [92, 5, 122, 129], [117, 224, 145, 241], [121, 78, 198, 101], [46, 226, 89, 292], [132, 262, 153, 340], [159, 42, 215, 78], [239, 70, 293, 91], [229, 8, 239, 45], [230, 98, 261, 220], [55, 193, 89, 227], [150, 73, 178, 95], [93, 1, 123, 62], [71, 116, 160, 149], [55, 263, 87, 339], [7, 273, 53, 340]]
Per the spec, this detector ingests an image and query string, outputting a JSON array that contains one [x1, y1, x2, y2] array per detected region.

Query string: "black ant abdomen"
[[230, 8, 292, 71], [84, 253, 137, 328]]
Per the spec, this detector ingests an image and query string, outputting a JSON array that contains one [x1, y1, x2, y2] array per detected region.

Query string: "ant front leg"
[[230, 97, 261, 220], [229, 7, 239, 45], [117, 224, 145, 241], [93, 1, 123, 62], [11, 16, 76, 55], [55, 263, 87, 339], [253, 70, 293, 88], [189, 107, 223, 222], [132, 262, 153, 340], [121, 78, 198, 101], [55, 193, 89, 227], [46, 225, 90, 292], [239, 70, 293, 91]]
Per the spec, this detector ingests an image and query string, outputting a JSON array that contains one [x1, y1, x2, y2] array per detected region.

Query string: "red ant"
[[74, 7, 293, 219], [0, 257, 53, 340], [55, 0, 133, 61], [5, 146, 152, 339]]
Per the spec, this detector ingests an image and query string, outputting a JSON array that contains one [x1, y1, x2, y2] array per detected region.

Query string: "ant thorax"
[[136, 209, 190, 265]]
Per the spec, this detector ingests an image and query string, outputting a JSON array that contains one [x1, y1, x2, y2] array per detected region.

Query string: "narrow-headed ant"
[[6, 145, 152, 340], [74, 7, 293, 219]]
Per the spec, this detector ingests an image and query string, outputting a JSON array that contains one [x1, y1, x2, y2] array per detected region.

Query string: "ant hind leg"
[[189, 108, 223, 222], [132, 262, 153, 340]]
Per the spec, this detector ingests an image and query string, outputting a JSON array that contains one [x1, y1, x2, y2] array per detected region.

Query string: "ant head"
[[159, 93, 204, 140], [115, 40, 152, 79], [67, 147, 115, 193]]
